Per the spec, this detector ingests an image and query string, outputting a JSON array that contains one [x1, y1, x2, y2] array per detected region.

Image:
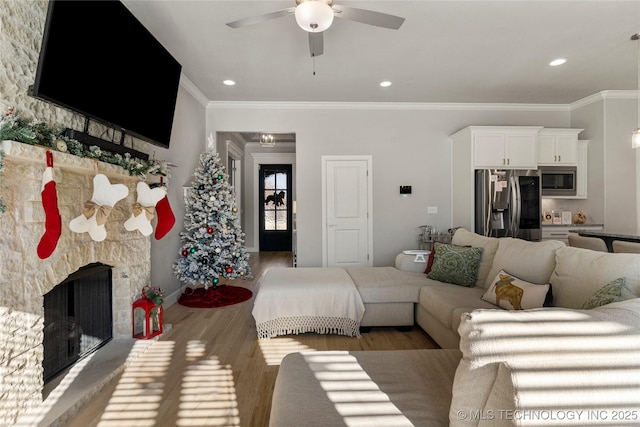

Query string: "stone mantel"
[[1, 139, 151, 182], [0, 139, 152, 425]]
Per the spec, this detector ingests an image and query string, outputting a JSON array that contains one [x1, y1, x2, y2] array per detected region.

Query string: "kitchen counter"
[[541, 224, 604, 244], [543, 223, 605, 228]]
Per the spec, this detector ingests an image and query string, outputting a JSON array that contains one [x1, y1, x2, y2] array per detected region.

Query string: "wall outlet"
[[400, 185, 412, 194], [428, 206, 438, 214]]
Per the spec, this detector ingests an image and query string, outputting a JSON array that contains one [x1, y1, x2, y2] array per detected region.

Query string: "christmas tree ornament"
[[225, 266, 233, 274], [69, 174, 129, 242], [154, 193, 176, 240], [124, 182, 166, 236], [182, 249, 188, 256], [207, 227, 213, 233], [213, 277, 219, 285], [37, 151, 62, 259]]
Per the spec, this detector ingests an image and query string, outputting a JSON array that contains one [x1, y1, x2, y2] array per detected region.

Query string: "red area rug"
[[178, 285, 253, 308]]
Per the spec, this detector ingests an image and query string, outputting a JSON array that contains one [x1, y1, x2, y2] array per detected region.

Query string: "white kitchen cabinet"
[[541, 223, 603, 244], [471, 127, 540, 169], [537, 128, 582, 166]]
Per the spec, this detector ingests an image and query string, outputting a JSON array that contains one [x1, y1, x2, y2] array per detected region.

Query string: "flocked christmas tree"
[[173, 149, 251, 289]]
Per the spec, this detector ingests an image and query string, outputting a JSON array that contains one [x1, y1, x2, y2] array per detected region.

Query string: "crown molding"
[[207, 100, 569, 112], [570, 90, 638, 110], [206, 90, 637, 113], [180, 74, 209, 107]]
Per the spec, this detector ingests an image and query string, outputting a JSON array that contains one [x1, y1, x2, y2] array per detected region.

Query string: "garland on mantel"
[[0, 107, 171, 214]]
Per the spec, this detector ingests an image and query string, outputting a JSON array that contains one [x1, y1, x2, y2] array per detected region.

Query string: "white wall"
[[149, 83, 208, 302], [208, 102, 570, 267], [603, 96, 638, 234]]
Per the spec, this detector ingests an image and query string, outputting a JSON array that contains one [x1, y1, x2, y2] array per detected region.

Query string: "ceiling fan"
[[226, 0, 405, 57]]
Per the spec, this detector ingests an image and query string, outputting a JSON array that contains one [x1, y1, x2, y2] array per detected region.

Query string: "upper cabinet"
[[465, 126, 542, 169], [537, 128, 583, 166]]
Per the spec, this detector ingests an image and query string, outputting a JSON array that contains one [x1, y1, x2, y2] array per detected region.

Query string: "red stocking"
[[154, 195, 175, 240], [37, 151, 62, 259]]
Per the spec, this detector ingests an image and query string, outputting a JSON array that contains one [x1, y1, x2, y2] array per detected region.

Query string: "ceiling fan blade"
[[332, 5, 405, 30], [226, 7, 295, 28], [308, 32, 324, 57]]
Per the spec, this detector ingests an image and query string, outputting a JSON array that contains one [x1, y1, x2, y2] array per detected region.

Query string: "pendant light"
[[632, 33, 640, 149]]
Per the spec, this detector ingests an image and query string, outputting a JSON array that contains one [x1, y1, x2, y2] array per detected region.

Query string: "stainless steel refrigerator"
[[475, 169, 541, 241]]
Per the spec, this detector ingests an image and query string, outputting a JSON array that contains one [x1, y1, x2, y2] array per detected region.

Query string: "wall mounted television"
[[30, 0, 182, 155]]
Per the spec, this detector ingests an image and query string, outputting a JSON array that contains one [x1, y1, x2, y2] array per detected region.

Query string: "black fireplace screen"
[[43, 263, 113, 383]]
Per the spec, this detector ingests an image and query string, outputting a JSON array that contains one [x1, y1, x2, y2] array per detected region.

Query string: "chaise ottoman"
[[346, 267, 433, 327], [252, 267, 365, 338]]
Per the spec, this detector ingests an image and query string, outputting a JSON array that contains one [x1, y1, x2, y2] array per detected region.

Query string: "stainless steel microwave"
[[540, 166, 577, 197]]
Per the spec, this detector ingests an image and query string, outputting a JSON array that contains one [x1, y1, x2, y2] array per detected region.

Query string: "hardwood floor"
[[65, 252, 438, 427]]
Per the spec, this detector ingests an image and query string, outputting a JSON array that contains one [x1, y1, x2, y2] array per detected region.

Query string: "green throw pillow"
[[426, 243, 483, 287], [581, 277, 637, 309]]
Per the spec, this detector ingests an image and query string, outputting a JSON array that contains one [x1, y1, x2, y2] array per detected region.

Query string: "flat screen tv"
[[30, 0, 182, 150]]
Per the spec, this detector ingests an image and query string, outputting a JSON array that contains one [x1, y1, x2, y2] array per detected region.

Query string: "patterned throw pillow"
[[581, 277, 637, 309], [482, 270, 551, 310], [425, 243, 483, 287]]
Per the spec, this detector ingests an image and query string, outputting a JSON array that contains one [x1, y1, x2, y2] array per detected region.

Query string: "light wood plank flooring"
[[65, 252, 438, 427]]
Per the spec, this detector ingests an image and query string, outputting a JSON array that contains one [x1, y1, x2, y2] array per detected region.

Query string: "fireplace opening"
[[43, 263, 113, 384]]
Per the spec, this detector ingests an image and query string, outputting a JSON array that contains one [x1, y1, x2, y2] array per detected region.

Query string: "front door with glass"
[[259, 164, 292, 251]]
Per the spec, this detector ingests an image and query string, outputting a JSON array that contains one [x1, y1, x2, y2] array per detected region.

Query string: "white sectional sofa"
[[270, 229, 640, 426]]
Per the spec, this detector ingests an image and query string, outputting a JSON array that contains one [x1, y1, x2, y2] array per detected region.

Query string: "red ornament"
[[181, 249, 188, 256], [225, 266, 233, 274], [207, 227, 213, 234]]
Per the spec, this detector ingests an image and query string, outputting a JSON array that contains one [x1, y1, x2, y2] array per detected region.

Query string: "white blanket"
[[252, 267, 365, 339]]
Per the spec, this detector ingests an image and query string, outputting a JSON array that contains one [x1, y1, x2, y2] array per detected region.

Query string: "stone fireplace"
[[0, 140, 152, 425]]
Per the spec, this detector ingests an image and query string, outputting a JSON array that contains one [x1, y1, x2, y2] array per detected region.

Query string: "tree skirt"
[[178, 285, 252, 308]]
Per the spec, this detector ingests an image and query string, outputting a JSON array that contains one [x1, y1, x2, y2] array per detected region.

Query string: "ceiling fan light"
[[633, 128, 640, 149], [295, 1, 334, 32]]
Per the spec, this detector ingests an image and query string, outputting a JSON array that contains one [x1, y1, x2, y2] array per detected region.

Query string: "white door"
[[322, 156, 373, 267]]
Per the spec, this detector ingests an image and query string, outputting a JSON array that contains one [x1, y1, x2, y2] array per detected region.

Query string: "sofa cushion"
[[270, 349, 463, 427], [419, 285, 496, 330], [347, 266, 438, 303], [581, 276, 637, 309], [482, 269, 550, 310], [452, 228, 499, 287], [550, 246, 640, 309], [483, 238, 565, 290], [449, 298, 640, 426], [426, 243, 484, 287]]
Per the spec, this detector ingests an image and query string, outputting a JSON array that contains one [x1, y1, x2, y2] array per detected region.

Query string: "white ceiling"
[[122, 0, 640, 105]]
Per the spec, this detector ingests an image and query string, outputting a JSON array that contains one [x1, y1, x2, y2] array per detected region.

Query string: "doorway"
[[259, 164, 293, 251]]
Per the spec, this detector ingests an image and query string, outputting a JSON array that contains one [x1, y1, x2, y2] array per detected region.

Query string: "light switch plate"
[[428, 206, 438, 214]]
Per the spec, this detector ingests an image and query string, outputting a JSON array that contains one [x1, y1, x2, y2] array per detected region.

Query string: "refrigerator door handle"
[[510, 175, 520, 237], [485, 170, 492, 236]]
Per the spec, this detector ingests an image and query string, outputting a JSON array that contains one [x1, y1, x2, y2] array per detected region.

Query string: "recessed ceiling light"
[[380, 81, 392, 87], [223, 79, 236, 86], [549, 59, 566, 67]]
